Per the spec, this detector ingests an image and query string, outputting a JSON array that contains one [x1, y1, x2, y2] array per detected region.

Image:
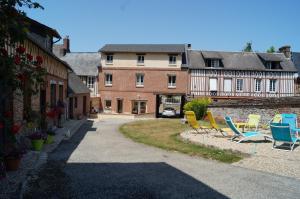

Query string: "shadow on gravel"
[[24, 120, 229, 199]]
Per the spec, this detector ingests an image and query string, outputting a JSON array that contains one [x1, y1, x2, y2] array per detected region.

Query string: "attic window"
[[265, 61, 282, 69], [205, 59, 222, 68]]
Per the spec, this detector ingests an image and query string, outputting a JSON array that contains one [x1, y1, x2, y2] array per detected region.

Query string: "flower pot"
[[4, 157, 21, 171], [45, 135, 54, 144], [31, 139, 44, 151]]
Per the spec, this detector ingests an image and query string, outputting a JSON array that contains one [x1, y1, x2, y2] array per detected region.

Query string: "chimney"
[[187, 44, 192, 50], [63, 36, 70, 53], [279, 45, 291, 59]]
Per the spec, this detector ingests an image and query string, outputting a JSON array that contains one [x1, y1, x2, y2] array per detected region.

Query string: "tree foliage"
[[266, 46, 276, 53], [243, 42, 253, 52]]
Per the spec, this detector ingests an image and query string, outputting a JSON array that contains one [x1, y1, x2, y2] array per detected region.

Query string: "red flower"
[[14, 55, 21, 65], [36, 55, 43, 65], [0, 48, 8, 57], [16, 46, 26, 54], [26, 53, 33, 61], [11, 124, 21, 135], [0, 122, 4, 129], [4, 111, 13, 118], [17, 73, 26, 82]]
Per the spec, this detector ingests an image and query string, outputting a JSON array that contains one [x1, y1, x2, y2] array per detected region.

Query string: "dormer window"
[[169, 55, 177, 65], [106, 54, 113, 64], [265, 61, 282, 69], [205, 59, 222, 67]]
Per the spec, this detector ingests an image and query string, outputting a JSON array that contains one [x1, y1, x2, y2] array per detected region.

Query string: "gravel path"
[[181, 130, 300, 179], [23, 118, 300, 199]]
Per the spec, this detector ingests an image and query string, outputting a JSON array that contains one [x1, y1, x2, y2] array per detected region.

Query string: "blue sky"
[[24, 0, 300, 52]]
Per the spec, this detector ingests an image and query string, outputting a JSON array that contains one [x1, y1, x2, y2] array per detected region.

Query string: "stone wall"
[[208, 97, 300, 124]]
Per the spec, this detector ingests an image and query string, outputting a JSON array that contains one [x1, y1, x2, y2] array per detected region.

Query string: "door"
[[224, 78, 232, 92], [39, 89, 47, 129], [69, 97, 74, 119], [117, 99, 123, 113], [132, 101, 146, 114], [83, 96, 87, 116]]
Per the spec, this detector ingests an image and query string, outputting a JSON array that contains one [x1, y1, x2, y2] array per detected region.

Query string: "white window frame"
[[223, 78, 232, 92], [209, 78, 218, 91], [106, 54, 113, 64], [87, 76, 95, 89], [236, 79, 243, 92], [168, 75, 176, 88], [169, 55, 177, 65], [269, 79, 277, 92], [105, 73, 113, 86], [137, 55, 145, 65], [136, 73, 144, 87], [211, 59, 220, 67], [255, 79, 262, 92]]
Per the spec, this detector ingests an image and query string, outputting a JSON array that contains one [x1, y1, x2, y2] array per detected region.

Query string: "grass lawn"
[[119, 119, 243, 163]]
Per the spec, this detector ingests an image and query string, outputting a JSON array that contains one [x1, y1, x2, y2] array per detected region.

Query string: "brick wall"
[[208, 97, 300, 124]]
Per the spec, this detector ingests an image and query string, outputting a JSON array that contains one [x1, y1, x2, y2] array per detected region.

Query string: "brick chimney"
[[63, 36, 70, 53], [279, 45, 291, 59]]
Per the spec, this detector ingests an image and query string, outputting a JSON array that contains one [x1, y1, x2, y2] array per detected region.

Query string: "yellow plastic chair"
[[206, 111, 229, 136], [185, 111, 209, 134], [235, 114, 261, 131], [272, 114, 282, 123]]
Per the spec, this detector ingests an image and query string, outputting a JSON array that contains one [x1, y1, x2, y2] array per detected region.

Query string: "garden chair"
[[225, 116, 272, 143], [281, 113, 300, 136], [206, 111, 228, 136], [185, 111, 210, 134], [235, 114, 261, 131], [270, 123, 300, 151]]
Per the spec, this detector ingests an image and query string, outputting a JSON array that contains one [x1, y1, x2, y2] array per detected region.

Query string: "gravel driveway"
[[24, 118, 300, 199]]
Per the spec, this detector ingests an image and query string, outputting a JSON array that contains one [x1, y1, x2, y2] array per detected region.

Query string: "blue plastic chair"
[[270, 123, 300, 151], [281, 113, 300, 135], [225, 116, 272, 143]]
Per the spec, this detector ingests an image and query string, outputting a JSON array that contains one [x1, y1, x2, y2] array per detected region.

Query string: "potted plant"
[[3, 145, 25, 171], [45, 129, 56, 144], [28, 131, 45, 151]]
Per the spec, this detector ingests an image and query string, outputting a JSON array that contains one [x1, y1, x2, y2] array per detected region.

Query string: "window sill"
[[168, 86, 176, 89], [137, 63, 145, 66], [105, 62, 113, 65], [105, 84, 112, 87], [168, 64, 177, 66], [136, 85, 144, 88]]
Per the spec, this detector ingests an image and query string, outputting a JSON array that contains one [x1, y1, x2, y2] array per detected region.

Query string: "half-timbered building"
[[187, 47, 298, 99]]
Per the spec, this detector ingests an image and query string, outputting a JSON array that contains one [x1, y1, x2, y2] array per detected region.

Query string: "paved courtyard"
[[24, 118, 300, 199]]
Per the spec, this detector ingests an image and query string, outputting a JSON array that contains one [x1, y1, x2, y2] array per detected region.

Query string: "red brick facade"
[[99, 67, 188, 115]]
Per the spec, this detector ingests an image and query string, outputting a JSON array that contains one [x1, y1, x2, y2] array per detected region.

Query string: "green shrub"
[[184, 97, 212, 120]]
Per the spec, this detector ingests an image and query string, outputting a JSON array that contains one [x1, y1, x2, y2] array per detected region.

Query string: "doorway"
[[69, 97, 74, 119], [83, 96, 87, 116], [117, 99, 123, 113], [132, 101, 146, 114]]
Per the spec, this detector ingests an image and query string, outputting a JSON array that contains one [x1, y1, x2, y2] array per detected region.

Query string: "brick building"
[[99, 44, 189, 117], [12, 17, 71, 125]]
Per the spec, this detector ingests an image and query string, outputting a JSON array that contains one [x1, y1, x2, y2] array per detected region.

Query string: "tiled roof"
[[188, 50, 297, 72], [99, 44, 186, 53], [61, 52, 100, 76], [68, 72, 90, 95]]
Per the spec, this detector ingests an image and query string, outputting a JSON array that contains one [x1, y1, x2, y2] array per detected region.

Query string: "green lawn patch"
[[119, 119, 243, 163]]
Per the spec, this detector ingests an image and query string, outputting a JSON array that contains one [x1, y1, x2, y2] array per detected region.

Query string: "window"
[[169, 55, 177, 65], [236, 79, 243, 92], [265, 61, 282, 70], [136, 73, 144, 87], [209, 78, 218, 91], [255, 79, 262, 92], [104, 100, 112, 110], [50, 83, 56, 108], [137, 55, 144, 65], [105, 74, 113, 86], [59, 85, 63, 101], [132, 101, 146, 114], [74, 97, 78, 108], [269, 79, 277, 92], [87, 76, 95, 88], [106, 54, 113, 64], [168, 75, 176, 88], [206, 59, 222, 67], [224, 78, 232, 92]]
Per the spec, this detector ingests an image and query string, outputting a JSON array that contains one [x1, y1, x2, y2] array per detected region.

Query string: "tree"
[[267, 46, 276, 53], [0, 0, 44, 175], [243, 42, 253, 52]]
